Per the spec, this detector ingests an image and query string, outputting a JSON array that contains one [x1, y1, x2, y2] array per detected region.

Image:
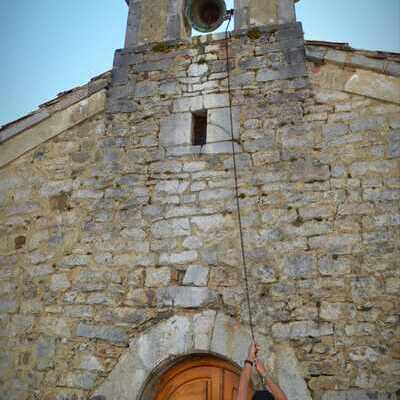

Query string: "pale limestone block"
[[159, 113, 192, 146], [210, 313, 250, 366], [275, 343, 312, 400], [183, 265, 209, 286], [159, 250, 198, 265], [173, 96, 203, 112], [345, 69, 400, 104], [94, 350, 148, 400], [136, 315, 193, 370], [201, 141, 242, 154], [203, 93, 229, 109], [207, 107, 240, 142], [78, 355, 104, 371], [145, 267, 171, 287], [50, 274, 71, 291], [157, 286, 218, 308], [191, 214, 225, 232], [193, 310, 216, 350], [188, 63, 208, 77]]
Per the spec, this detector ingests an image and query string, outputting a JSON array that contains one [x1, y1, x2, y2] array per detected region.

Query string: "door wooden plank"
[[154, 356, 253, 400]]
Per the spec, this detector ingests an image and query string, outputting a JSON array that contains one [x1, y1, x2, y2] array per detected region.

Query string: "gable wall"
[[0, 29, 399, 400]]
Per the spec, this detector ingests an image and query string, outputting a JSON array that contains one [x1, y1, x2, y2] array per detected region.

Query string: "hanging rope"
[[224, 12, 256, 344]]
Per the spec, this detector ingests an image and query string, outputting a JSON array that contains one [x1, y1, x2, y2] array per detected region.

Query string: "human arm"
[[236, 342, 259, 400], [255, 359, 288, 400]]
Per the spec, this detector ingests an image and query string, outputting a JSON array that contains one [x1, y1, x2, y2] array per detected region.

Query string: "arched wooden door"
[[154, 355, 253, 400]]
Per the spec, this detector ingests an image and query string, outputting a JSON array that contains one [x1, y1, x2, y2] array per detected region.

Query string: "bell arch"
[[92, 311, 312, 400]]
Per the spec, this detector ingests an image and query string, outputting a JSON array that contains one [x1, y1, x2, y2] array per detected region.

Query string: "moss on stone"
[[247, 28, 262, 40], [292, 216, 305, 227], [152, 42, 178, 53]]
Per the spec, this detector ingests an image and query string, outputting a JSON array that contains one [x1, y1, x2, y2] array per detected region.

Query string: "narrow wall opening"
[[192, 110, 208, 145]]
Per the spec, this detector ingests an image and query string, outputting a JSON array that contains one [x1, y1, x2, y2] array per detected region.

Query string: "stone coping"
[[305, 41, 400, 77], [0, 71, 110, 145], [0, 89, 107, 168]]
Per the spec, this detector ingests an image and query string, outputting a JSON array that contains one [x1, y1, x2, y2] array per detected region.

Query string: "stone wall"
[[0, 24, 399, 400]]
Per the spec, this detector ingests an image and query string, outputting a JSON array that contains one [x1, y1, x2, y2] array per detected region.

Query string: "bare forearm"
[[265, 376, 288, 400], [237, 364, 252, 400]]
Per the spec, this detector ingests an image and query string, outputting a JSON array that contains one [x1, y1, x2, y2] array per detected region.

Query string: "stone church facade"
[[0, 0, 399, 399]]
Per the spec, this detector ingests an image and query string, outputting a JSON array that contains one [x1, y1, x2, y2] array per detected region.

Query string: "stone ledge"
[[0, 90, 106, 169], [306, 43, 400, 77], [0, 72, 110, 144], [310, 61, 400, 105]]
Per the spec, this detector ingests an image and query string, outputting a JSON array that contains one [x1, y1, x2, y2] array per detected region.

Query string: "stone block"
[[188, 63, 208, 77], [309, 234, 360, 254], [157, 286, 218, 308], [60, 371, 97, 390], [230, 71, 255, 87], [134, 81, 158, 98], [156, 179, 190, 194], [388, 129, 400, 157], [76, 323, 128, 343], [159, 250, 198, 265], [350, 160, 398, 177], [159, 113, 192, 146], [207, 107, 240, 142], [78, 355, 104, 371], [345, 69, 400, 104], [0, 298, 17, 313], [145, 267, 171, 287], [136, 315, 192, 371], [36, 335, 56, 370], [191, 214, 225, 232], [60, 255, 90, 268], [281, 254, 317, 278], [183, 265, 209, 286], [39, 180, 73, 197], [324, 50, 347, 65], [257, 63, 306, 82], [321, 390, 395, 400], [151, 218, 191, 238], [203, 93, 229, 109], [50, 274, 71, 291], [319, 256, 352, 276], [275, 343, 312, 400], [272, 321, 333, 339], [193, 310, 216, 350], [173, 96, 203, 112], [201, 141, 242, 154]]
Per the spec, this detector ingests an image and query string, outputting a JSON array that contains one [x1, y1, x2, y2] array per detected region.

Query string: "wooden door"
[[155, 356, 253, 400]]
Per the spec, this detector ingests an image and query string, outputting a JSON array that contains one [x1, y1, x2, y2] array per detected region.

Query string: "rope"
[[224, 13, 256, 344]]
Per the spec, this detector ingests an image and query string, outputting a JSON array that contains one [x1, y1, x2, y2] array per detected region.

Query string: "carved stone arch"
[[93, 311, 312, 400]]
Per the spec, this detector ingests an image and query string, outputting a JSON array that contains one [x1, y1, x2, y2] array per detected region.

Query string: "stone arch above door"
[[92, 311, 312, 400]]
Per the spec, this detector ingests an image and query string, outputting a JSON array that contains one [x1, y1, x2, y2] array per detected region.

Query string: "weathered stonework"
[[1, 2, 400, 399]]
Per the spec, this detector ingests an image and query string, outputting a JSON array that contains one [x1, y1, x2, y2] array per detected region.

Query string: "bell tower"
[[234, 0, 297, 30], [124, 0, 191, 47]]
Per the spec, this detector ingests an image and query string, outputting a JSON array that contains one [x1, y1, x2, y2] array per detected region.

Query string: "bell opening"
[[199, 1, 222, 26], [186, 0, 229, 34]]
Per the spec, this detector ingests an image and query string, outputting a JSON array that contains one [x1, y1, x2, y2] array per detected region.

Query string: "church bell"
[[185, 0, 228, 33]]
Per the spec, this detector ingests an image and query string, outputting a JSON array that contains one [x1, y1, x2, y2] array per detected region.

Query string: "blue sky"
[[0, 0, 399, 127]]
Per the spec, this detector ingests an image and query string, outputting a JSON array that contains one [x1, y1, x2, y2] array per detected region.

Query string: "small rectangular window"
[[192, 111, 207, 146]]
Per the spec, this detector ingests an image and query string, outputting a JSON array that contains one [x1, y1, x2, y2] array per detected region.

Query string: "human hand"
[[247, 342, 259, 362], [255, 358, 268, 376]]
